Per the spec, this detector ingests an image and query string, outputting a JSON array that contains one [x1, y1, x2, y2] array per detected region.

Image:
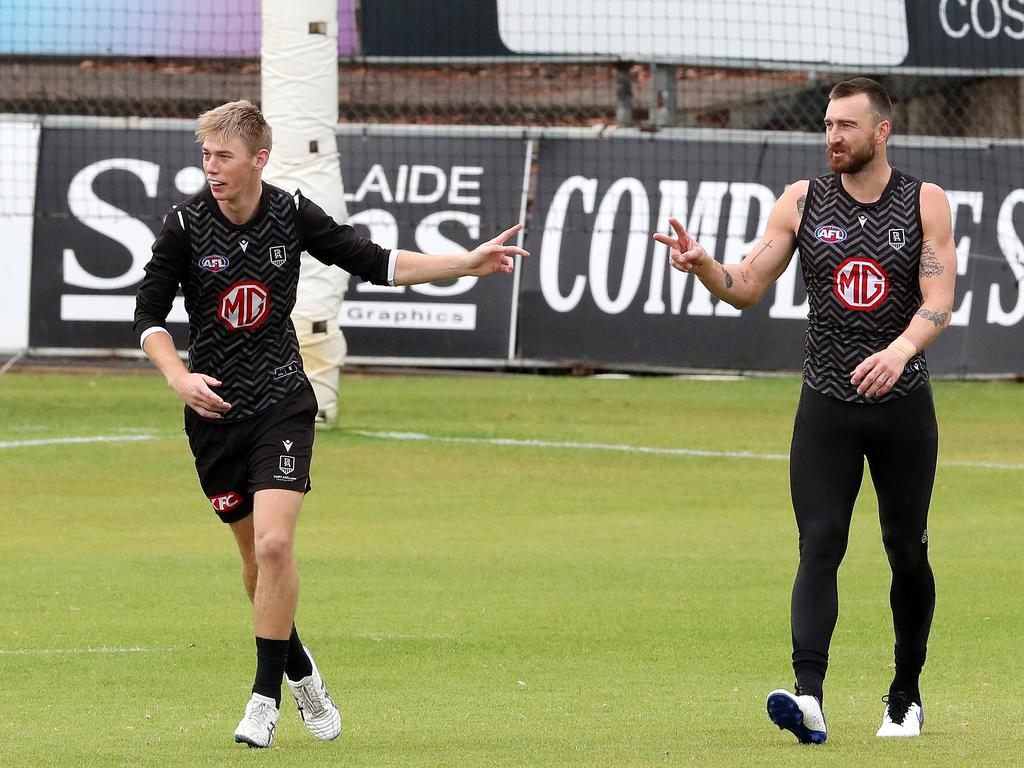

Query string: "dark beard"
[[828, 142, 874, 174]]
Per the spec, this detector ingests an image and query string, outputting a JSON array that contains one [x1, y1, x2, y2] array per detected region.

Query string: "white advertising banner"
[[0, 119, 40, 353]]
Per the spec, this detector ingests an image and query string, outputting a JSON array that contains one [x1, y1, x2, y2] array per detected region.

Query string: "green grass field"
[[0, 369, 1021, 767]]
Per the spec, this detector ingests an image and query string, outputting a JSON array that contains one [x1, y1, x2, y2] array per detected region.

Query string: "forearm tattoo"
[[796, 195, 806, 215], [746, 239, 773, 266], [919, 241, 944, 278], [720, 263, 734, 289], [917, 307, 949, 327]]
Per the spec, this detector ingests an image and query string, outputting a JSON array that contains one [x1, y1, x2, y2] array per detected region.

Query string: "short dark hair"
[[828, 77, 892, 124]]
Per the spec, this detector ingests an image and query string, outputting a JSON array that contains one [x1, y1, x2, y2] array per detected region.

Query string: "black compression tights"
[[787, 384, 937, 701]]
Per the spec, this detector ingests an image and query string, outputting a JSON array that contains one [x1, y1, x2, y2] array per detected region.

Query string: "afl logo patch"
[[815, 225, 847, 244], [199, 254, 229, 272], [833, 256, 889, 311]]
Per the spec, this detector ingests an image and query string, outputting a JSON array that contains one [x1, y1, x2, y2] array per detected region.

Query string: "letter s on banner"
[[63, 158, 160, 289], [411, 210, 479, 297], [540, 175, 597, 313], [349, 208, 405, 295]]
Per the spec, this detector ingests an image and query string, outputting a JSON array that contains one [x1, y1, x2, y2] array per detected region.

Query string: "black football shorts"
[[184, 384, 318, 524]]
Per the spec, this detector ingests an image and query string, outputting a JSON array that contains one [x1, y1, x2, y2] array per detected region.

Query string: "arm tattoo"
[[917, 307, 949, 327], [746, 239, 773, 266], [796, 195, 806, 215], [919, 241, 944, 278], [720, 263, 734, 289]]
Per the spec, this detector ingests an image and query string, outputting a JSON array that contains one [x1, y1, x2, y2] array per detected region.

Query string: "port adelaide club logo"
[[269, 244, 287, 268], [889, 228, 906, 251]]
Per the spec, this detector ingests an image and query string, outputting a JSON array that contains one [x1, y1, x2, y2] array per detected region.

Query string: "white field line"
[[0, 434, 156, 449], [0, 646, 175, 655], [354, 430, 1024, 471], [1, 430, 1019, 471]]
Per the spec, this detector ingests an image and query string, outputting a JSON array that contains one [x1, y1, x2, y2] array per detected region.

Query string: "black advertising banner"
[[29, 125, 528, 362], [26, 123, 1024, 373], [519, 134, 1024, 374], [336, 133, 528, 360], [360, 0, 512, 57], [903, 1, 1024, 69], [31, 127, 201, 350]]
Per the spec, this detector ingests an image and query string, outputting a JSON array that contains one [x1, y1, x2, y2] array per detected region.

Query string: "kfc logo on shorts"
[[218, 281, 270, 330], [833, 256, 890, 311], [209, 491, 242, 513]]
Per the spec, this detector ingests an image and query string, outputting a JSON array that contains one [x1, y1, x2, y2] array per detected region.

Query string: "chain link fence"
[[2, 57, 1022, 138]]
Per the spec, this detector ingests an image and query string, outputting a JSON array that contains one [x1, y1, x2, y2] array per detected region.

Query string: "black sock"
[[890, 672, 923, 705], [253, 636, 289, 706], [285, 625, 313, 681]]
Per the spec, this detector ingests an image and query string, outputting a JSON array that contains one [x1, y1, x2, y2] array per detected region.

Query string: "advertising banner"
[[0, 119, 40, 353], [31, 126, 202, 351], [336, 133, 530, 361], [903, 1, 1024, 69], [23, 121, 1024, 373], [28, 124, 529, 362], [518, 134, 1024, 374]]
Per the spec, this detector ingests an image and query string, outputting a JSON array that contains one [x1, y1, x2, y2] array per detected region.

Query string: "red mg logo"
[[208, 491, 242, 513], [833, 257, 889, 311], [218, 281, 270, 330]]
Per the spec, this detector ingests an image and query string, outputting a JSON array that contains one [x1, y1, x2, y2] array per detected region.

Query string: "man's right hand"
[[654, 217, 712, 275], [170, 372, 232, 419]]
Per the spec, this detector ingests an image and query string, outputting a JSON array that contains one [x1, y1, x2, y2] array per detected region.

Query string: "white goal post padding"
[[262, 0, 349, 424]]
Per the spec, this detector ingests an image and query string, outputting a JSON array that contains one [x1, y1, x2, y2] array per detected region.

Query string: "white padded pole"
[[262, 0, 349, 426]]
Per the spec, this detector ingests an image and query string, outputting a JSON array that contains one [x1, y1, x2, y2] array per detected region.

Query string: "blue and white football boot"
[[766, 688, 827, 744]]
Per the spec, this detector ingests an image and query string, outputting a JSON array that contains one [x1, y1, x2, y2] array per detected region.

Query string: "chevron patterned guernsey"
[[797, 169, 929, 403], [135, 182, 392, 420]]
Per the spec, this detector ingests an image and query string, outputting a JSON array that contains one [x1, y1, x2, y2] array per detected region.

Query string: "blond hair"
[[195, 100, 272, 156]]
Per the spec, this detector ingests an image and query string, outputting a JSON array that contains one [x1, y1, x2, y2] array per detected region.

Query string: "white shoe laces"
[[295, 678, 331, 718], [246, 699, 278, 731]]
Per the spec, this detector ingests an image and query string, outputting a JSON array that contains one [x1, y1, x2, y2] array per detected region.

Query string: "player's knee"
[[798, 527, 849, 565], [883, 537, 926, 572], [254, 531, 294, 569]]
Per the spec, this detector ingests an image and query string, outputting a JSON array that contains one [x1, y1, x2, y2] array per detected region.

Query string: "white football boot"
[[876, 691, 924, 737], [286, 646, 342, 740], [233, 692, 280, 748], [766, 688, 827, 744]]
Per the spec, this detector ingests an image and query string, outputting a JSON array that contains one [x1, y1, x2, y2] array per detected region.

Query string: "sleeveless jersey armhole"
[[796, 178, 817, 244], [913, 178, 925, 250]]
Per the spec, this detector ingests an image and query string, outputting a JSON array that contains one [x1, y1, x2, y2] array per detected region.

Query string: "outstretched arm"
[[392, 223, 530, 286], [851, 183, 956, 398], [652, 182, 805, 309]]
